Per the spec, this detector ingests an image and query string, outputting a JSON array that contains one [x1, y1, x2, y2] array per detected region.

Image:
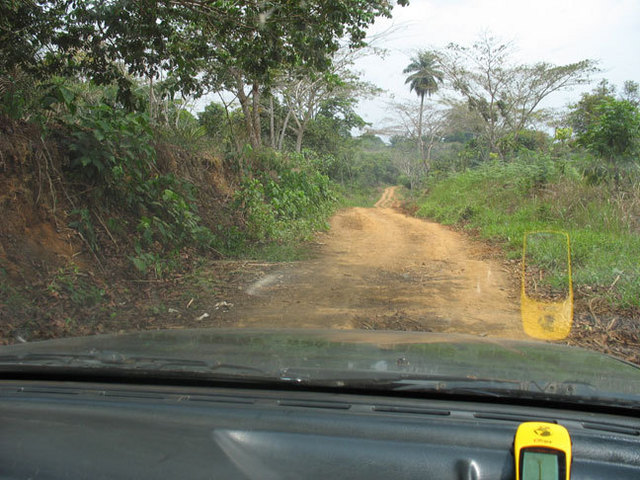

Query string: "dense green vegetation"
[[383, 35, 640, 314], [2, 0, 639, 345], [414, 154, 640, 308], [0, 0, 408, 341], [0, 0, 406, 276]]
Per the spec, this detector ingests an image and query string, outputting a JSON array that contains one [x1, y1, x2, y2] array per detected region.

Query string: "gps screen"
[[521, 449, 565, 480]]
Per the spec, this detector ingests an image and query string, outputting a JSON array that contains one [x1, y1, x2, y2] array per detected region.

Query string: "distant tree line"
[[379, 34, 639, 188]]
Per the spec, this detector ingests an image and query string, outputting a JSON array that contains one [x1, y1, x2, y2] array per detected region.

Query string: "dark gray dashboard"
[[2, 381, 640, 479]]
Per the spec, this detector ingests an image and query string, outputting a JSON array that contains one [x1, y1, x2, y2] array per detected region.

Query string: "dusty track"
[[229, 187, 523, 338], [374, 185, 398, 208]]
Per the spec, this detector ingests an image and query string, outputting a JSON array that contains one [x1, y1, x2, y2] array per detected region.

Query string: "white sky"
[[354, 0, 640, 130]]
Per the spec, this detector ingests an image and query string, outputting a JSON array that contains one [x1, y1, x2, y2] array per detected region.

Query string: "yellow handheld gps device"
[[514, 422, 572, 480]]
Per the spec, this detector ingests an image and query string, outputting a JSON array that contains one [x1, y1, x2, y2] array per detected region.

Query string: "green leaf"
[[132, 256, 148, 273]]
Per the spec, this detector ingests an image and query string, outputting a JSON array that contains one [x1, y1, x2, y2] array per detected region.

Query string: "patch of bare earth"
[[224, 187, 524, 339]]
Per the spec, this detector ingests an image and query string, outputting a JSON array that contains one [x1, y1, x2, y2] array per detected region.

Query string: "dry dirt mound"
[[226, 187, 523, 338]]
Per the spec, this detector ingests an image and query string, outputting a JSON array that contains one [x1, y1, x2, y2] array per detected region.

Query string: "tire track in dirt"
[[228, 187, 524, 338], [374, 185, 397, 208]]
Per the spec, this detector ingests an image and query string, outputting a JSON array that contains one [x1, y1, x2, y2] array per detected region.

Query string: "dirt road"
[[230, 187, 524, 338]]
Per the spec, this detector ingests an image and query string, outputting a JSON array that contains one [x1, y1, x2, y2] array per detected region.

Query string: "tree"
[[567, 79, 616, 135], [389, 135, 422, 190], [198, 101, 230, 146], [577, 98, 640, 162], [270, 46, 380, 153], [403, 51, 443, 164], [622, 80, 640, 107], [380, 100, 446, 172], [183, 0, 409, 149], [33, 0, 408, 147], [434, 34, 598, 156], [0, 0, 65, 75], [303, 95, 367, 155], [50, 0, 212, 112], [0, 0, 70, 118], [274, 70, 341, 153]]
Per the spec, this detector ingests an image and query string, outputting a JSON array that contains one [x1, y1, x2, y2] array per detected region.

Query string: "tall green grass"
[[415, 154, 640, 309]]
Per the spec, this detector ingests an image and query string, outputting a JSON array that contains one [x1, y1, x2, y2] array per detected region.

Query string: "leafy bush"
[[577, 98, 640, 161], [497, 130, 551, 157], [55, 101, 216, 275], [231, 149, 337, 247], [66, 104, 155, 201]]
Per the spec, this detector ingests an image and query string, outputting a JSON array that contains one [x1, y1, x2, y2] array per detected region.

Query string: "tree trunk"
[[235, 83, 255, 146], [269, 96, 276, 148], [290, 114, 305, 153], [219, 95, 242, 155], [294, 109, 313, 153], [277, 110, 291, 151], [175, 97, 183, 129], [251, 81, 262, 148], [295, 128, 304, 153], [148, 76, 155, 124], [232, 70, 262, 150], [425, 138, 434, 172], [417, 93, 425, 161]]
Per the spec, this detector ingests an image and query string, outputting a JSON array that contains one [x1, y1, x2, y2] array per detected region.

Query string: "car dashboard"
[[2, 379, 640, 479]]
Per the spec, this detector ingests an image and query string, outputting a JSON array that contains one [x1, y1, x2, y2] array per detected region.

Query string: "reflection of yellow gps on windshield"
[[521, 231, 573, 340]]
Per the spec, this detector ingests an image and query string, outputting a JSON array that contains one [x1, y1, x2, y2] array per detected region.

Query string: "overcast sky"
[[353, 0, 640, 131]]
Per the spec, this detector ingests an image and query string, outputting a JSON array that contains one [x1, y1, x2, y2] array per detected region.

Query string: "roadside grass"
[[414, 155, 640, 310]]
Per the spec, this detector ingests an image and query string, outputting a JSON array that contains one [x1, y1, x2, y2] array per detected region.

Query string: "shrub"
[[577, 98, 640, 161], [58, 101, 215, 275], [231, 149, 337, 247]]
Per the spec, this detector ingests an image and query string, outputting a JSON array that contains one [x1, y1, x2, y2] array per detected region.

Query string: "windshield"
[[1, 0, 640, 407]]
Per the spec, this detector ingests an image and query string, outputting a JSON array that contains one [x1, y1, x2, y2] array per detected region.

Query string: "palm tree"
[[403, 51, 443, 165]]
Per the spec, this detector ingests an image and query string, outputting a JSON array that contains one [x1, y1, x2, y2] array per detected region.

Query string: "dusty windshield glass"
[[1, 0, 640, 402]]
